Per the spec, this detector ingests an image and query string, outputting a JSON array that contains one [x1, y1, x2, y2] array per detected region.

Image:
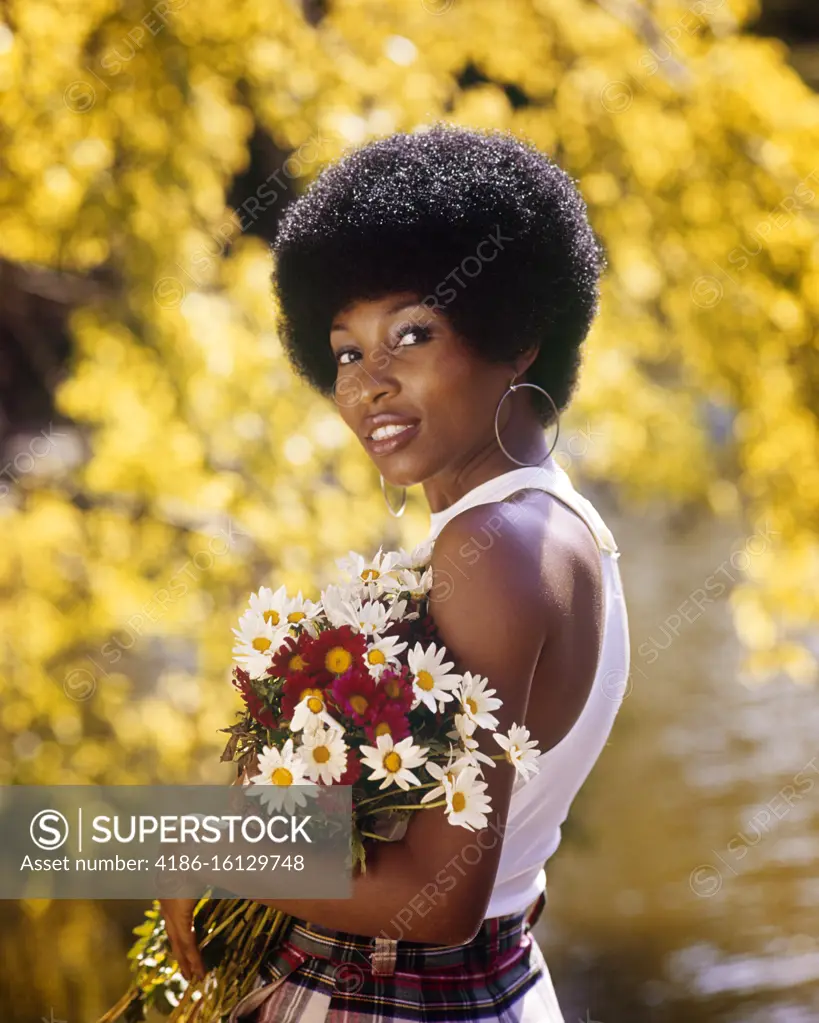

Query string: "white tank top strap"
[[425, 459, 620, 559], [424, 456, 630, 924]]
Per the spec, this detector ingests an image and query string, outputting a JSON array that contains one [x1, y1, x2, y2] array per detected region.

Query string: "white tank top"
[[423, 457, 630, 919]]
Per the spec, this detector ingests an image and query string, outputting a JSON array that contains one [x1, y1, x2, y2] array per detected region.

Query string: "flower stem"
[[356, 781, 437, 808], [374, 800, 447, 812]]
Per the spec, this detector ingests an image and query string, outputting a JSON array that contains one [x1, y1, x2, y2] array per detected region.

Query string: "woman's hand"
[[158, 766, 254, 982], [160, 898, 206, 983]]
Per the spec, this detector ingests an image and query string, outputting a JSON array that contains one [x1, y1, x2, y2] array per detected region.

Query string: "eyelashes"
[[335, 321, 433, 366], [393, 321, 432, 347]]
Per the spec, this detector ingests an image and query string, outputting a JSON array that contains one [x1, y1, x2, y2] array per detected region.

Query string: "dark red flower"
[[329, 667, 383, 726], [232, 665, 251, 689], [383, 608, 443, 655], [375, 666, 415, 715], [268, 633, 312, 680], [363, 702, 411, 744], [231, 666, 277, 728], [416, 611, 444, 644], [337, 748, 362, 787], [304, 626, 366, 678], [381, 616, 413, 646], [281, 672, 329, 721]]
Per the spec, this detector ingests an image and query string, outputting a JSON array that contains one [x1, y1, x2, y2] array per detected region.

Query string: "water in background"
[[536, 500, 819, 1023], [8, 496, 816, 1023]]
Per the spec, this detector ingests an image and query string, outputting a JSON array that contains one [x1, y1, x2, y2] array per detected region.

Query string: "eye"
[[391, 322, 432, 350], [333, 321, 432, 367]]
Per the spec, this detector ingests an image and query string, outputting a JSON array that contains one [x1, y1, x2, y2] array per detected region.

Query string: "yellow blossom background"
[[0, 0, 818, 1018]]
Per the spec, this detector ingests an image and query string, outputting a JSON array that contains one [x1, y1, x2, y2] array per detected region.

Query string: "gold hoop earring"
[[380, 474, 407, 517], [494, 376, 560, 467]]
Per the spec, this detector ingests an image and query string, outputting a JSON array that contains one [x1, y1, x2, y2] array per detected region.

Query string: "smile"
[[365, 422, 420, 455], [370, 424, 414, 441]]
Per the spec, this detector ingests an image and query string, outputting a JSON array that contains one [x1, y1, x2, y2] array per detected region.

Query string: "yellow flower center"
[[466, 697, 478, 715], [416, 670, 434, 691], [313, 746, 330, 763], [252, 637, 271, 652], [374, 721, 392, 737], [306, 695, 324, 713], [270, 767, 293, 786], [263, 610, 280, 626], [361, 568, 380, 580], [384, 678, 401, 698], [288, 611, 305, 623], [326, 647, 353, 674], [451, 791, 466, 813], [290, 654, 307, 671], [383, 751, 402, 773], [350, 694, 369, 715], [368, 649, 386, 665]]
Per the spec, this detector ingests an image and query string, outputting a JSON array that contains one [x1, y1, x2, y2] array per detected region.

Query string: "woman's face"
[[329, 292, 520, 487]]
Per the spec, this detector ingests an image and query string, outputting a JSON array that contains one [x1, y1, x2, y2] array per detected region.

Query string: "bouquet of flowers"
[[97, 541, 542, 1022]]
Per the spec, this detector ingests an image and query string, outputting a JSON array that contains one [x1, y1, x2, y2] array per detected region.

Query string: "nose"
[[341, 347, 401, 411], [360, 369, 398, 405]]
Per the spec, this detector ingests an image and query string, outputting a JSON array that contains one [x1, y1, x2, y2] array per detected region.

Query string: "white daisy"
[[445, 764, 493, 832], [386, 597, 416, 623], [420, 746, 474, 804], [247, 585, 320, 635], [322, 587, 395, 637], [232, 609, 291, 677], [335, 547, 403, 598], [457, 672, 502, 731], [392, 540, 434, 572], [493, 723, 542, 782], [407, 642, 462, 713], [248, 584, 288, 626], [282, 591, 323, 638], [359, 733, 429, 791], [354, 599, 393, 636], [405, 565, 435, 599], [363, 634, 408, 680], [247, 739, 319, 815], [298, 725, 348, 785], [371, 565, 433, 601], [320, 583, 361, 631], [446, 712, 497, 771], [289, 688, 344, 734]]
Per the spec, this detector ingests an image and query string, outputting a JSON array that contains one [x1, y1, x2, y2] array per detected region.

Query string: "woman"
[[163, 123, 630, 1022]]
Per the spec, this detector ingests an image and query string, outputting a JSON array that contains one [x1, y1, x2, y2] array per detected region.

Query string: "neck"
[[422, 424, 552, 516]]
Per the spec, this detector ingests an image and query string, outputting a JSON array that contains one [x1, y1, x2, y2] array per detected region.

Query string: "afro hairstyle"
[[271, 122, 606, 427]]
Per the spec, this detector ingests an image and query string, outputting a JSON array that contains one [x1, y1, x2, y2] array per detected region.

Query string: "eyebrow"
[[330, 299, 424, 334]]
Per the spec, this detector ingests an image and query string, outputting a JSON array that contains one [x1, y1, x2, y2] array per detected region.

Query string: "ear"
[[513, 342, 541, 380]]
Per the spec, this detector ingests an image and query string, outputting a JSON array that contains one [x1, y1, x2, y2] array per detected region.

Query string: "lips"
[[362, 414, 420, 441], [362, 416, 421, 456]]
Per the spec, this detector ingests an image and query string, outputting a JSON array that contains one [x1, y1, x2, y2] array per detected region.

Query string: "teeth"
[[371, 423, 413, 441]]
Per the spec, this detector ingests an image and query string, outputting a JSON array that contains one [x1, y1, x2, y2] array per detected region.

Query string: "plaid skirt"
[[226, 892, 564, 1022]]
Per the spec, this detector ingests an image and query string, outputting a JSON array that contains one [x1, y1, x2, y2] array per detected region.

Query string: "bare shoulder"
[[430, 490, 604, 753], [430, 489, 603, 626], [397, 491, 604, 938]]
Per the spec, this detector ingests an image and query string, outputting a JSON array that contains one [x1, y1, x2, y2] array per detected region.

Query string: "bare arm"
[[391, 507, 555, 944], [199, 506, 576, 945], [204, 747, 452, 942]]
